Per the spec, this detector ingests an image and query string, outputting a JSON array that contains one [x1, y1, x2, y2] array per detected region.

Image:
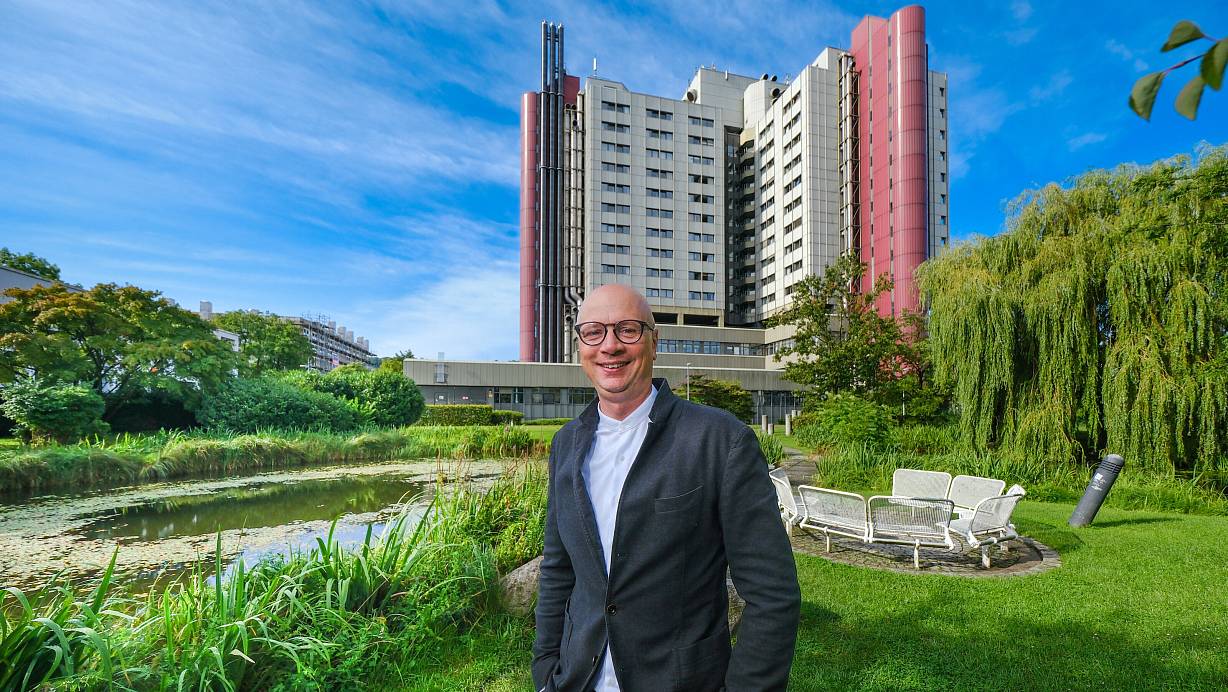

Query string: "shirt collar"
[[596, 385, 658, 433]]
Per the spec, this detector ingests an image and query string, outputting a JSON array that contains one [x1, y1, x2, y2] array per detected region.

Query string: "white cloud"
[[1067, 132, 1108, 150], [1106, 39, 1149, 72], [1010, 0, 1033, 21], [1029, 69, 1074, 102], [948, 151, 972, 181], [1004, 27, 1038, 46]]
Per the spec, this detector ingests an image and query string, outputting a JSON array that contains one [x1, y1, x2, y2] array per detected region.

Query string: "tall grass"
[[0, 462, 549, 690], [755, 430, 785, 466], [0, 426, 546, 495]]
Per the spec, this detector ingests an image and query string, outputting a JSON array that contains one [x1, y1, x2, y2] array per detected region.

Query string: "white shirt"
[[580, 385, 657, 692]]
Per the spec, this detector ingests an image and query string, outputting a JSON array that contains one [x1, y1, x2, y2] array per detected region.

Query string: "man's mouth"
[[599, 362, 629, 372]]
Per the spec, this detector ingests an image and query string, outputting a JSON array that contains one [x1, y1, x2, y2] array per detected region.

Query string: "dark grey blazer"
[[532, 378, 800, 692]]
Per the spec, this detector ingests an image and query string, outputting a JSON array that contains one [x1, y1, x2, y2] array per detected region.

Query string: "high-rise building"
[[519, 5, 948, 364]]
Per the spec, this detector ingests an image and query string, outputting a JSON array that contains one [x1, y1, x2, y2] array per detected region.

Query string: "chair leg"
[[981, 545, 991, 569], [913, 540, 920, 570], [824, 529, 831, 553]]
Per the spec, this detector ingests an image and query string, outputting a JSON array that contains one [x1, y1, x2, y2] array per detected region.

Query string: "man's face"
[[576, 286, 657, 407]]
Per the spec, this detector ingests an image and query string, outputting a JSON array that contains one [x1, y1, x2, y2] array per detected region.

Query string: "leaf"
[[1202, 39, 1228, 90], [1175, 75, 1206, 119], [1162, 20, 1206, 52], [1129, 72, 1165, 120]]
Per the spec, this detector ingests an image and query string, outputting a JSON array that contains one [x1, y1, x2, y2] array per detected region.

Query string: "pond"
[[0, 460, 502, 593]]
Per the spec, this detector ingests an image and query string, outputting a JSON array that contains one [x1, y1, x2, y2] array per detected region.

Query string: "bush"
[[196, 377, 359, 433], [277, 368, 425, 427], [795, 393, 895, 451], [416, 405, 497, 426], [106, 388, 197, 433], [688, 375, 754, 422], [0, 379, 109, 443], [491, 410, 524, 425], [525, 417, 572, 425]]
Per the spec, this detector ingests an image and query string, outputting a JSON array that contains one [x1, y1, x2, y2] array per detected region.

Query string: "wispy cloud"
[[1067, 132, 1108, 150], [1106, 39, 1149, 72], [1029, 70, 1073, 102], [1004, 27, 1038, 46], [1010, 0, 1033, 21]]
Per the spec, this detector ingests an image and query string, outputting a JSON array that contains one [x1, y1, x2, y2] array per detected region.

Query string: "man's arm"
[[532, 442, 576, 691], [720, 426, 801, 691]]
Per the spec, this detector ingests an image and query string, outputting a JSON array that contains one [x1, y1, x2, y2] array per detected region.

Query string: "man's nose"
[[598, 329, 625, 351]]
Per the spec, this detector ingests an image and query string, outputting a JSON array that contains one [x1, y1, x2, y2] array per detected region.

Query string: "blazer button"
[[606, 604, 617, 615]]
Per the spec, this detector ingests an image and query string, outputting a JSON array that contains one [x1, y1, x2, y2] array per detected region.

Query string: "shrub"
[[688, 374, 754, 422], [106, 388, 197, 433], [416, 404, 497, 426], [796, 393, 895, 451], [491, 410, 524, 425], [0, 379, 109, 443], [525, 417, 573, 425], [755, 429, 785, 466], [278, 368, 425, 427], [196, 377, 359, 433]]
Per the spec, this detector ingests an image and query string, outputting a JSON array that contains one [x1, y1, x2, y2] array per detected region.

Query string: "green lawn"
[[388, 499, 1228, 690]]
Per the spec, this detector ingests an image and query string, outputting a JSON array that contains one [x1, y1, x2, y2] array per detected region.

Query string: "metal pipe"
[[1069, 454, 1126, 527]]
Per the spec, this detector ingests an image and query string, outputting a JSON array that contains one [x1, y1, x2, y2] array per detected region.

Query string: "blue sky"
[[2, 1, 1226, 359]]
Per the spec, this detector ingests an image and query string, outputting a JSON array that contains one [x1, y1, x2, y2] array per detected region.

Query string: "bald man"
[[533, 284, 800, 692]]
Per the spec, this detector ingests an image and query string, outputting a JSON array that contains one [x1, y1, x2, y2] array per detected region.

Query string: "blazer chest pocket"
[[654, 485, 702, 514]]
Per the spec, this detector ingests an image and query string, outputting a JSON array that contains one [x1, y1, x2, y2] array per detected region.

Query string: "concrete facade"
[[404, 358, 802, 422]]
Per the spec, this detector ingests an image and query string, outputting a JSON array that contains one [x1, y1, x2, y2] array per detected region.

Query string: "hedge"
[[416, 404, 497, 426], [492, 410, 524, 425]]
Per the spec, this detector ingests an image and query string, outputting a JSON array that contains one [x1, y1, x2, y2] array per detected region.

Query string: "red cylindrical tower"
[[519, 91, 539, 361]]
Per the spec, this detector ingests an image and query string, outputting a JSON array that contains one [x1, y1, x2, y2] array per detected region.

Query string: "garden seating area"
[[771, 467, 1027, 569]]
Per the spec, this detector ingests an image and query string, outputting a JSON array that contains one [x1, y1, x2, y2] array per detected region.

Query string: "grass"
[[0, 426, 547, 495], [372, 499, 1228, 691], [1, 461, 548, 691]]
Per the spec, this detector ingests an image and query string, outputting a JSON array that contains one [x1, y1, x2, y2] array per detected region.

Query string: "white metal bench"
[[947, 485, 1027, 568]]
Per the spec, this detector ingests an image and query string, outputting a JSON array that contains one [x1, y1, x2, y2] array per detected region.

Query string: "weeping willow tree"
[[918, 147, 1228, 474]]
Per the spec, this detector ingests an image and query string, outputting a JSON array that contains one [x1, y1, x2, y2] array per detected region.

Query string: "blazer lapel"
[[569, 402, 608, 583]]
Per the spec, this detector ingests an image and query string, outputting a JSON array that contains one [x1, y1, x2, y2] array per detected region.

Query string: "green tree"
[[0, 283, 238, 420], [687, 374, 754, 422], [1130, 20, 1228, 120], [917, 148, 1228, 473], [277, 365, 425, 427], [765, 252, 905, 397], [0, 378, 109, 443], [0, 248, 61, 280], [212, 310, 314, 374], [379, 349, 414, 373]]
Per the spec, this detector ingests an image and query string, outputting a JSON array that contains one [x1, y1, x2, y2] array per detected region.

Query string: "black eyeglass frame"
[[574, 319, 657, 346]]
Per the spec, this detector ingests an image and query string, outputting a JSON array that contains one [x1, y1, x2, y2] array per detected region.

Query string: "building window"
[[601, 101, 629, 113], [647, 227, 674, 238], [601, 223, 630, 234], [688, 232, 716, 242], [647, 148, 674, 160], [688, 251, 715, 262], [940, 193, 946, 204], [688, 116, 715, 127], [688, 271, 715, 281], [688, 154, 714, 166], [601, 182, 630, 193], [601, 121, 629, 133], [688, 193, 714, 204], [688, 213, 715, 223], [646, 167, 673, 179], [646, 107, 673, 120], [688, 174, 714, 184], [600, 203, 630, 213], [601, 161, 630, 173], [647, 267, 674, 278], [601, 264, 630, 275], [602, 141, 630, 153], [940, 215, 947, 226], [688, 291, 716, 301], [601, 243, 630, 255], [647, 207, 673, 218], [645, 287, 674, 298], [647, 247, 673, 258], [494, 387, 524, 404], [646, 187, 674, 199], [688, 135, 715, 146]]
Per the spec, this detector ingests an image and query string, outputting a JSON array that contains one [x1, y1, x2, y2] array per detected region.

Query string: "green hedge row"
[[415, 405, 524, 426]]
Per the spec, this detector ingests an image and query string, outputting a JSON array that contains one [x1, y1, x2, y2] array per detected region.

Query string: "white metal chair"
[[947, 474, 1006, 517], [796, 486, 869, 551], [891, 468, 952, 500], [946, 490, 1026, 568], [867, 495, 957, 569], [768, 468, 800, 533]]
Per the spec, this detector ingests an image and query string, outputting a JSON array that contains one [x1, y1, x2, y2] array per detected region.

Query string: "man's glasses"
[[575, 319, 655, 346]]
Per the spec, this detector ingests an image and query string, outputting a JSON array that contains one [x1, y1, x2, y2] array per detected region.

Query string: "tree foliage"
[[918, 148, 1228, 473], [765, 253, 907, 397], [1130, 20, 1228, 121], [687, 374, 754, 422], [278, 366, 425, 427], [0, 378, 109, 443], [0, 283, 238, 419], [212, 310, 313, 374], [0, 248, 61, 280], [379, 349, 414, 373], [195, 376, 360, 433]]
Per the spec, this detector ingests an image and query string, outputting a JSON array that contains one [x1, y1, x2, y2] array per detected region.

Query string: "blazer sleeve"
[[720, 426, 801, 691], [532, 438, 576, 690]]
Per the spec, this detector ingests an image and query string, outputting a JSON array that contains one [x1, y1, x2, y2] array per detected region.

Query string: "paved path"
[[772, 445, 1060, 578]]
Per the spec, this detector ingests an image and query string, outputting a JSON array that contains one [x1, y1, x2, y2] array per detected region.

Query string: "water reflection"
[[76, 475, 429, 541]]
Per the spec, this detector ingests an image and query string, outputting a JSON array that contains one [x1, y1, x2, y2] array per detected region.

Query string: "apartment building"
[[519, 5, 948, 368]]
